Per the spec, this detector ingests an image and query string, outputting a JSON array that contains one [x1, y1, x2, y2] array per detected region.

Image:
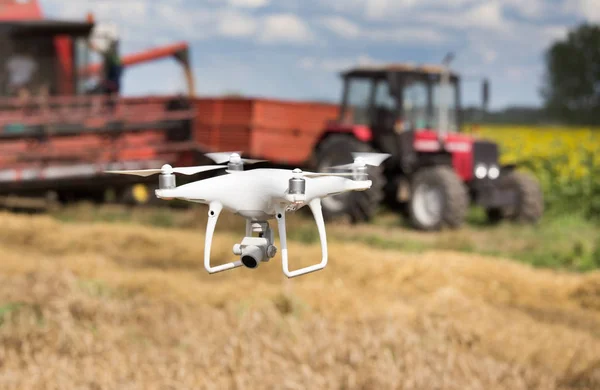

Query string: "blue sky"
[[41, 0, 596, 110]]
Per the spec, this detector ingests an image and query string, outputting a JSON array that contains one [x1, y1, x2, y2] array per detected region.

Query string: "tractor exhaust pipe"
[[438, 52, 454, 140]]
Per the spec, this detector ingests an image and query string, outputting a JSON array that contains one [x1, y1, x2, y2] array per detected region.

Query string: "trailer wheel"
[[486, 170, 543, 224], [408, 166, 468, 231], [315, 134, 386, 223]]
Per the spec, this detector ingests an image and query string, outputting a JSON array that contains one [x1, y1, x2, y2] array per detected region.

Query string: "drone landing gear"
[[204, 201, 243, 273], [204, 199, 328, 278], [275, 198, 328, 278]]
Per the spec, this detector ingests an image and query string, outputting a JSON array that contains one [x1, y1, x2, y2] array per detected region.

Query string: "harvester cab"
[[0, 15, 196, 142], [0, 19, 93, 97], [316, 61, 543, 230]]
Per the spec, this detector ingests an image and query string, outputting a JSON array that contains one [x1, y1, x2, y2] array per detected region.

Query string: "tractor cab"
[[337, 63, 464, 151], [334, 63, 491, 176]]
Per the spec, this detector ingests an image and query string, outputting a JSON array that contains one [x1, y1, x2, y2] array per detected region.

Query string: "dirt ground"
[[0, 211, 599, 390]]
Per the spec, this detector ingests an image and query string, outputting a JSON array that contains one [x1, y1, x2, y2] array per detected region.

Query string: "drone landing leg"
[[276, 198, 328, 278], [204, 201, 243, 274]]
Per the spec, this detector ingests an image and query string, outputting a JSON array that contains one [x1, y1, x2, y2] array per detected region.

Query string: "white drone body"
[[105, 151, 390, 278]]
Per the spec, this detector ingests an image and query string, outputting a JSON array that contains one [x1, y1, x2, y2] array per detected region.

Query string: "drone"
[[105, 151, 390, 278]]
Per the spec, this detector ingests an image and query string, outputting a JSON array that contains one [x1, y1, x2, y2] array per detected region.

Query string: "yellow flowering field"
[[470, 124, 600, 219]]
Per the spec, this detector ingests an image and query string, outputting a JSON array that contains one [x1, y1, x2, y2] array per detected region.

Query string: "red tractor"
[[312, 62, 544, 230]]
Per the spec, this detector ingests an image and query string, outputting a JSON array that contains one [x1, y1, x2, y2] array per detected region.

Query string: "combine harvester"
[[0, 0, 543, 230], [0, 0, 198, 207]]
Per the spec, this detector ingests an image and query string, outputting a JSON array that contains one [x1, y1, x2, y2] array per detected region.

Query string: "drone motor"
[[228, 161, 243, 171], [353, 160, 369, 181], [158, 164, 176, 189], [289, 172, 306, 194], [227, 153, 244, 171]]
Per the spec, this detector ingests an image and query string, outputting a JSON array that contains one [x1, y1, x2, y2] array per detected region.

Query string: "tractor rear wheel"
[[486, 170, 543, 224], [314, 134, 386, 223], [408, 166, 468, 231]]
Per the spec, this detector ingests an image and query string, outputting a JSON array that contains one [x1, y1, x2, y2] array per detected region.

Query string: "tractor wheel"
[[486, 170, 543, 224], [314, 134, 386, 223], [408, 165, 468, 231]]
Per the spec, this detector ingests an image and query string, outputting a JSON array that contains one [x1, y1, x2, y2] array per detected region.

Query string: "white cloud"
[[43, 0, 316, 46], [368, 28, 446, 43], [327, 0, 478, 20], [299, 57, 316, 69], [422, 1, 509, 32], [365, 0, 400, 20], [298, 54, 380, 72], [216, 11, 258, 37], [571, 0, 600, 22], [38, 0, 580, 109], [504, 65, 540, 82], [320, 16, 446, 43], [258, 14, 314, 44], [44, 0, 149, 23], [480, 47, 498, 64], [42, 0, 212, 46], [541, 26, 569, 45], [321, 16, 361, 39], [501, 0, 544, 18], [228, 0, 270, 8]]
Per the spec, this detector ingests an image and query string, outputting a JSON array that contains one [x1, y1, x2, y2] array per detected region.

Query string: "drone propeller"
[[301, 171, 356, 178], [205, 151, 267, 165], [325, 152, 391, 170], [104, 164, 226, 177], [288, 168, 356, 178]]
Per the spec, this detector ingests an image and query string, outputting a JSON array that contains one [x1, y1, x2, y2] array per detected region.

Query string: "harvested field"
[[0, 211, 599, 389]]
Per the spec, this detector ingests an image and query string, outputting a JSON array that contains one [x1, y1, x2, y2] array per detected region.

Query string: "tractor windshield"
[[432, 80, 459, 133], [342, 76, 372, 125], [402, 79, 429, 130], [402, 77, 459, 132]]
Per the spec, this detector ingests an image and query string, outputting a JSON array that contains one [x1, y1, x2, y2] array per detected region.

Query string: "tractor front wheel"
[[486, 170, 543, 224], [315, 134, 386, 223], [408, 166, 468, 231]]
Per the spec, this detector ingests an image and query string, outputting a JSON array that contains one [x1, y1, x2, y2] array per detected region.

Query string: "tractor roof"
[[0, 19, 94, 38], [342, 63, 459, 80]]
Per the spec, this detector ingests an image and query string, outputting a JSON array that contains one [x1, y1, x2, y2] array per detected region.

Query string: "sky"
[[40, 0, 597, 110]]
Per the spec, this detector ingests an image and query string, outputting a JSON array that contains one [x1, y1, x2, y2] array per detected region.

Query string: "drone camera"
[[240, 245, 264, 268], [159, 172, 176, 189], [233, 236, 275, 269]]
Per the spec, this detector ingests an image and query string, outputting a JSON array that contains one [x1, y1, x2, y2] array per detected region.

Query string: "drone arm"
[[204, 201, 243, 274], [275, 198, 328, 278]]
